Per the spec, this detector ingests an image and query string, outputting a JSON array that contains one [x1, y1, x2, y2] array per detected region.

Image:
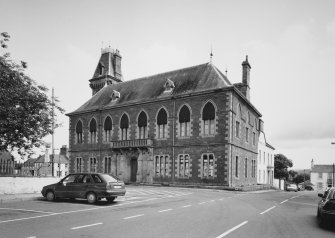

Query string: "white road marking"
[[0, 208, 53, 213], [219, 198, 224, 201], [199, 202, 207, 205], [210, 200, 215, 202], [0, 196, 177, 224], [287, 201, 317, 207], [280, 199, 288, 204], [26, 237, 36, 238], [215, 221, 248, 238], [158, 208, 172, 213], [182, 205, 192, 208], [123, 214, 144, 219], [71, 222, 102, 230], [260, 206, 276, 215]]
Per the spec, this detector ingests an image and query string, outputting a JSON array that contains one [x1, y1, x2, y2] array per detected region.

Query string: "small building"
[[310, 159, 334, 191], [67, 47, 263, 188], [257, 126, 275, 185]]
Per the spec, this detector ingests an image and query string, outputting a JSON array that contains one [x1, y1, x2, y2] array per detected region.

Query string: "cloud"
[[326, 18, 335, 40], [124, 43, 189, 80]]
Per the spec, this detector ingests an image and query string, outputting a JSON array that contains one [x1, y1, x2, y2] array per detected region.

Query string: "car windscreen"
[[99, 174, 118, 183]]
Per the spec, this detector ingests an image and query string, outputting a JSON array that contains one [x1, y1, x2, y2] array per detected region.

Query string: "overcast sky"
[[1, 0, 335, 169]]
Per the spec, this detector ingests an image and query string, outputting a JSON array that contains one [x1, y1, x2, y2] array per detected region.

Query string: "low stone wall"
[[0, 176, 62, 194]]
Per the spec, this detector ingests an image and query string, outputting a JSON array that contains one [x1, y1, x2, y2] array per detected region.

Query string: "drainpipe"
[[230, 92, 233, 187], [172, 98, 176, 182]]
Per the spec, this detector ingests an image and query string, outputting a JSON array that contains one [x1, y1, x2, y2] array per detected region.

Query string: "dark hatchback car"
[[41, 173, 126, 204], [317, 187, 335, 226]]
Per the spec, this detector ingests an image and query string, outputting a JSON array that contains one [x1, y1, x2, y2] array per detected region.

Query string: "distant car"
[[286, 184, 298, 192], [305, 185, 314, 191], [41, 173, 126, 204], [317, 187, 335, 226]]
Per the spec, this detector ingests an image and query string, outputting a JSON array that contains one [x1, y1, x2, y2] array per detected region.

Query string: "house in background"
[[257, 124, 275, 186], [310, 159, 334, 191], [20, 145, 69, 177]]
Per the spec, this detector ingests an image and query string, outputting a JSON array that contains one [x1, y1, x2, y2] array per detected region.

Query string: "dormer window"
[[164, 79, 175, 93], [99, 64, 104, 76], [111, 90, 120, 102]]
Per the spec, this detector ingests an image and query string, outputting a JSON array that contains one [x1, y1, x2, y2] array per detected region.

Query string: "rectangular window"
[[245, 127, 249, 142], [158, 124, 166, 139], [121, 128, 128, 140], [104, 130, 111, 142], [155, 155, 169, 177], [235, 121, 240, 138], [202, 153, 215, 178], [76, 157, 82, 173], [104, 157, 111, 174], [244, 158, 248, 178], [318, 172, 323, 179], [252, 132, 256, 145], [139, 126, 147, 139], [77, 133, 83, 144], [203, 120, 215, 136], [180, 122, 190, 137], [317, 182, 323, 189], [178, 154, 190, 177], [90, 132, 97, 144], [90, 157, 97, 173], [235, 156, 239, 177]]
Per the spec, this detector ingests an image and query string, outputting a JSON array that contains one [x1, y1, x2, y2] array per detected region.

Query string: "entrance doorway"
[[130, 158, 138, 182]]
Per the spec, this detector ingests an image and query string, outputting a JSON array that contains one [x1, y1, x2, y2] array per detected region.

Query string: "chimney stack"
[[241, 55, 251, 100], [60, 145, 68, 157]]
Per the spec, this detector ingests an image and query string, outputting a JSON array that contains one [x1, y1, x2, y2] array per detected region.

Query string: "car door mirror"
[[318, 193, 324, 198]]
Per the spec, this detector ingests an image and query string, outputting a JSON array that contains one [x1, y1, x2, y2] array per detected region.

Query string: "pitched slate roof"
[[69, 62, 232, 115], [52, 155, 70, 164], [311, 165, 335, 173]]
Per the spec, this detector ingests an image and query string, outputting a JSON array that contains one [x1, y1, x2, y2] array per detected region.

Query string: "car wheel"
[[46, 190, 55, 201], [106, 197, 116, 203], [87, 192, 97, 204]]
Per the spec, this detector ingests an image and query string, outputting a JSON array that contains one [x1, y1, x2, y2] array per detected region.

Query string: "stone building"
[[67, 47, 262, 187]]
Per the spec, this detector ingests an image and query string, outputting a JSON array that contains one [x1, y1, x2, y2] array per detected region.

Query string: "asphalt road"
[[0, 186, 334, 238]]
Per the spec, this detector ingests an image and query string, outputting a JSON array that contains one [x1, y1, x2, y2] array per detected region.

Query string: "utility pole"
[[51, 88, 55, 177], [303, 169, 306, 189]]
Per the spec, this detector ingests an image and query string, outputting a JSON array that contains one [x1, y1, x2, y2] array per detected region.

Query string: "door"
[[130, 158, 138, 182]]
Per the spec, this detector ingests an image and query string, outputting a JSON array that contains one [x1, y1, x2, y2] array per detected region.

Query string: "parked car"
[[286, 184, 298, 192], [41, 173, 126, 204], [317, 187, 335, 226]]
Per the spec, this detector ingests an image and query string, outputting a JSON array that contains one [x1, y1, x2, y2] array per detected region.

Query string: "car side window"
[[75, 174, 85, 183], [92, 174, 103, 183], [327, 189, 335, 199], [82, 175, 92, 183], [63, 174, 77, 184]]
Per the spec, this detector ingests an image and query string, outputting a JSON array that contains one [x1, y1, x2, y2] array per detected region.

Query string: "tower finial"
[[210, 45, 213, 63]]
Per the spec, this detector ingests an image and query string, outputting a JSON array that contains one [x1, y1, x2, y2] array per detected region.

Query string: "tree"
[[288, 170, 298, 182], [0, 32, 64, 157], [274, 154, 293, 180], [293, 173, 310, 185]]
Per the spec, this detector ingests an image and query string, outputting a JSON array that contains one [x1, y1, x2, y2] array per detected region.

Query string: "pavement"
[[0, 192, 42, 203]]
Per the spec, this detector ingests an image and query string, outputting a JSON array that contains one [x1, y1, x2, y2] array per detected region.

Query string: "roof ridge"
[[117, 62, 210, 85]]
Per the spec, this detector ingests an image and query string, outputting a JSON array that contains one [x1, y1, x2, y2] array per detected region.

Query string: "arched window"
[[104, 116, 112, 142], [89, 118, 97, 144], [202, 102, 215, 135], [75, 121, 83, 144], [138, 111, 148, 139], [179, 105, 190, 137], [157, 108, 167, 139], [120, 114, 129, 140]]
